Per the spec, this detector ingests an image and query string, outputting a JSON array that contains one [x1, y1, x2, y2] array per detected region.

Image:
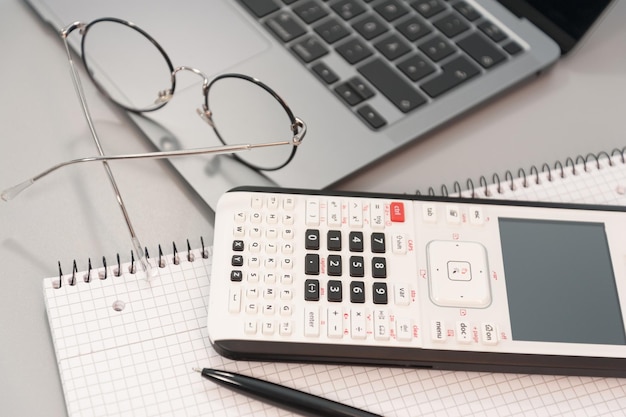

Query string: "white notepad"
[[44, 150, 626, 417]]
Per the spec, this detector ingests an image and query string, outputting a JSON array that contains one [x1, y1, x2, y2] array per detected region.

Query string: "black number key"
[[305, 254, 320, 275], [305, 279, 320, 301], [373, 282, 388, 304], [350, 281, 366, 303], [328, 255, 343, 276], [327, 280, 343, 302]]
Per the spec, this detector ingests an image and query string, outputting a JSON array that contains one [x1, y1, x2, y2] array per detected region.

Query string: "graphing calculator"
[[207, 187, 626, 377]]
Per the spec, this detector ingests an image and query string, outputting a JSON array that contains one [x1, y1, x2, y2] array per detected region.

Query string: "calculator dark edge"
[[210, 186, 626, 378]]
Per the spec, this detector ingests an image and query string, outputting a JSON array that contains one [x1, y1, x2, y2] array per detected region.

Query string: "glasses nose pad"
[[196, 107, 215, 128], [155, 90, 173, 105]]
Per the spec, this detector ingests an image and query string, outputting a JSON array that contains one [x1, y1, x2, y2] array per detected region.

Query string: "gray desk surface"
[[1, 0, 625, 415]]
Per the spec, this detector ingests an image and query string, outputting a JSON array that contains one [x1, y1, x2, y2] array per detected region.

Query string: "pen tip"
[[192, 367, 201, 373]]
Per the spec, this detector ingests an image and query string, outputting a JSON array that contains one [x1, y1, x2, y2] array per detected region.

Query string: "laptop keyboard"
[[238, 0, 524, 130]]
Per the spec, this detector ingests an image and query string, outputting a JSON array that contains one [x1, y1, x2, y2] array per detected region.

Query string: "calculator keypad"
[[226, 193, 418, 343]]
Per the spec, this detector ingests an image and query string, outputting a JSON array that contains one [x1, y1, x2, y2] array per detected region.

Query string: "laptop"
[[24, 0, 613, 208]]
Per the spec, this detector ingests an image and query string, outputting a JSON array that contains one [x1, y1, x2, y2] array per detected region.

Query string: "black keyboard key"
[[232, 240, 244, 251], [373, 282, 388, 304], [314, 17, 350, 43], [357, 104, 387, 129], [352, 13, 388, 40], [478, 21, 507, 42], [265, 11, 307, 42], [433, 12, 470, 38], [458, 32, 506, 69], [372, 257, 387, 278], [421, 55, 480, 97], [350, 256, 365, 277], [374, 33, 412, 60], [336, 37, 373, 64], [397, 53, 436, 81], [375, 0, 409, 22], [396, 16, 431, 41], [305, 279, 320, 300], [335, 82, 365, 106], [312, 62, 340, 84], [327, 280, 343, 302], [291, 35, 329, 62], [350, 281, 366, 303], [347, 76, 375, 99], [358, 58, 427, 113], [332, 0, 367, 20], [419, 35, 455, 61], [293, 1, 329, 24], [305, 253, 320, 275], [411, 0, 446, 18], [453, 1, 482, 21], [239, 0, 280, 17], [503, 40, 523, 55], [327, 230, 342, 250], [328, 255, 343, 276]]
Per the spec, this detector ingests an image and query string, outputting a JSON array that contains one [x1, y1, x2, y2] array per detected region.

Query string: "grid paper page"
[[453, 153, 626, 206], [44, 227, 626, 414]]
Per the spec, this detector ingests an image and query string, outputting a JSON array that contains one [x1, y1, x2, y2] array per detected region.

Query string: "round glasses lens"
[[82, 19, 173, 112], [207, 75, 297, 171]]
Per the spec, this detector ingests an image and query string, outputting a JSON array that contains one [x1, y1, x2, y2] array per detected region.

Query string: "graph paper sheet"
[[44, 154, 626, 417]]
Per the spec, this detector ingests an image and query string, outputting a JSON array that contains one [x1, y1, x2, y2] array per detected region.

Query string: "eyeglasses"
[[2, 17, 306, 275]]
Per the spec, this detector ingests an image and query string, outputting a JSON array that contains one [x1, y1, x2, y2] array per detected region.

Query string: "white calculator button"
[[267, 196, 279, 209], [249, 256, 260, 268], [394, 284, 411, 306], [282, 243, 294, 254], [282, 257, 294, 269], [283, 213, 295, 225], [373, 310, 390, 341], [456, 321, 472, 343], [263, 288, 276, 299], [247, 271, 260, 283], [233, 225, 245, 237], [469, 206, 485, 225], [251, 196, 263, 209], [244, 320, 257, 334], [304, 307, 320, 337], [327, 199, 342, 227], [327, 308, 344, 339], [228, 288, 241, 313], [249, 241, 261, 253], [370, 202, 385, 229], [481, 323, 498, 345], [391, 234, 407, 254], [264, 257, 276, 269], [351, 308, 367, 339], [281, 273, 293, 285], [280, 289, 293, 300], [262, 321, 275, 335], [267, 212, 278, 224], [279, 321, 293, 336], [250, 226, 261, 238], [246, 288, 259, 299], [245, 303, 258, 314], [234, 211, 246, 223], [306, 199, 320, 226], [396, 318, 413, 341], [283, 228, 295, 240], [264, 273, 277, 284], [250, 211, 262, 223], [280, 304, 293, 316], [431, 320, 446, 342], [283, 196, 295, 210], [349, 200, 363, 227], [263, 304, 275, 315], [446, 206, 461, 224], [265, 242, 277, 254], [422, 203, 437, 223], [266, 227, 278, 238]]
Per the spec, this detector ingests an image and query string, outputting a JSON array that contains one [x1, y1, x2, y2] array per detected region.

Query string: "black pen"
[[193, 367, 382, 417]]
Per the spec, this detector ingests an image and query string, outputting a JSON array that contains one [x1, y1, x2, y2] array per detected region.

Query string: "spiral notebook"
[[44, 149, 626, 417]]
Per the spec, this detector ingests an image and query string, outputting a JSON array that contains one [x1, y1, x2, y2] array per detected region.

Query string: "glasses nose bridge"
[[172, 66, 210, 96]]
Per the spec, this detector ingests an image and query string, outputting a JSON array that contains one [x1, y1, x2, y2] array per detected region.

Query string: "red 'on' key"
[[390, 202, 405, 222]]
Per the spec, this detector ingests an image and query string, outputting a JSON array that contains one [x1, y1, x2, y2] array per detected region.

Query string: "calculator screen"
[[498, 218, 626, 345]]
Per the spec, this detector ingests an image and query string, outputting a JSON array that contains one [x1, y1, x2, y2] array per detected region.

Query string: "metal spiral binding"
[[54, 237, 209, 289], [417, 147, 626, 198]]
